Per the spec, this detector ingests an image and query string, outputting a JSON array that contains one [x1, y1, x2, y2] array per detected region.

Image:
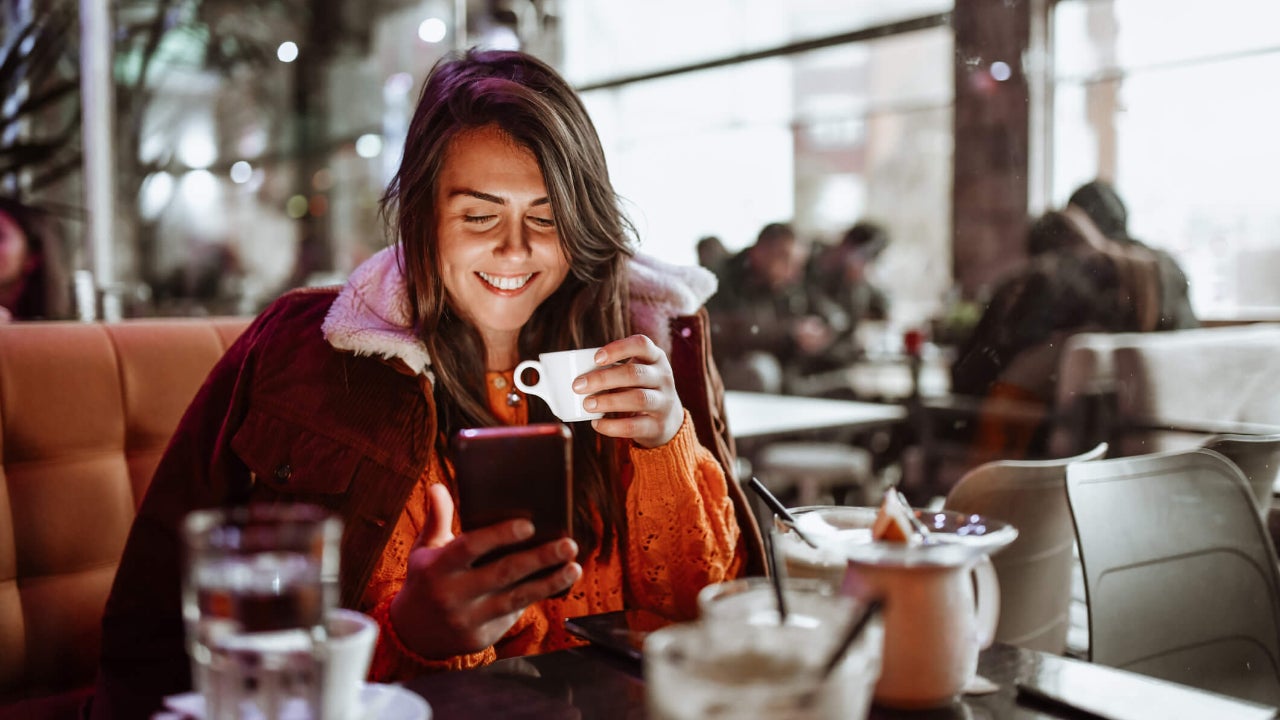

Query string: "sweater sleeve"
[[624, 410, 741, 619], [361, 471, 507, 680]]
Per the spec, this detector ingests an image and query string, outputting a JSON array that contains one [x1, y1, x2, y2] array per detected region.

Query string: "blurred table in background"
[[724, 391, 910, 514], [724, 390, 907, 440]]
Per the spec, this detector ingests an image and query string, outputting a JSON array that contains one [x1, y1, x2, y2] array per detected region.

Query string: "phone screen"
[[452, 423, 573, 569]]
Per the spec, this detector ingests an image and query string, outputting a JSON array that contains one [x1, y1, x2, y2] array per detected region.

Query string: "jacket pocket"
[[231, 407, 360, 495]]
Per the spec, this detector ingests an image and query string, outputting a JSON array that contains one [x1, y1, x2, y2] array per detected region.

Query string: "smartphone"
[[564, 608, 676, 662], [452, 423, 574, 574]]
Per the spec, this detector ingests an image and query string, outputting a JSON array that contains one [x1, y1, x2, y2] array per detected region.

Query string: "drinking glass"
[[645, 619, 879, 720], [182, 504, 342, 720]]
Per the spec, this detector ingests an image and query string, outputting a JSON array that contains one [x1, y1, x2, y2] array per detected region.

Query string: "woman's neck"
[[482, 329, 521, 371]]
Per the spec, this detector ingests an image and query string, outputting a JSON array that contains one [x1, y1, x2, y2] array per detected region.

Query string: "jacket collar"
[[322, 245, 717, 375]]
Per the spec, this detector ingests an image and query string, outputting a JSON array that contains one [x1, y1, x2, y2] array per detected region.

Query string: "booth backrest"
[[1052, 323, 1280, 457], [0, 318, 251, 704]]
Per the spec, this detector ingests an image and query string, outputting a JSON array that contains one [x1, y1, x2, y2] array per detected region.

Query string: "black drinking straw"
[[747, 477, 820, 549], [818, 598, 884, 680], [764, 529, 790, 625]]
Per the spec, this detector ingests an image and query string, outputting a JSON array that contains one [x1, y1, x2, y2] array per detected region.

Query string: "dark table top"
[[403, 641, 1277, 720]]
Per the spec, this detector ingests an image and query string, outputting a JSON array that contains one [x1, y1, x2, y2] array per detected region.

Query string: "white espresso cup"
[[325, 609, 379, 720], [515, 348, 605, 422]]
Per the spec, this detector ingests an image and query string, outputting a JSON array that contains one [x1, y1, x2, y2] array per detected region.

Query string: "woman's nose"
[[495, 222, 532, 257]]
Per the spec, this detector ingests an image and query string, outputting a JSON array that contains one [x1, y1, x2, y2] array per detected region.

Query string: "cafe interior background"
[[3, 0, 1280, 472]]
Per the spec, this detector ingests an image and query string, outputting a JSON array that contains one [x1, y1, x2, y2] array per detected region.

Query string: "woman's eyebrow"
[[447, 188, 551, 207], [448, 188, 505, 204]]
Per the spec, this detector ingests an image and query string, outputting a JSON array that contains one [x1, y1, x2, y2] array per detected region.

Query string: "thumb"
[[416, 482, 457, 549]]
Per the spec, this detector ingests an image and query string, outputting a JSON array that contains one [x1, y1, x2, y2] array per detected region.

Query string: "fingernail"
[[514, 520, 535, 539], [564, 562, 582, 582], [584, 398, 597, 410], [559, 539, 578, 561], [572, 377, 587, 392], [594, 350, 606, 364]]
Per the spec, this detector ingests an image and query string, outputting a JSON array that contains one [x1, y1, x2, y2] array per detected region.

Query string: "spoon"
[[746, 477, 820, 549], [893, 487, 940, 545]]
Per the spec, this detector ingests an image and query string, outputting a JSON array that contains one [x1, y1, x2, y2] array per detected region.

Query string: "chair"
[[943, 442, 1108, 654], [1066, 448, 1280, 706], [1201, 433, 1280, 519]]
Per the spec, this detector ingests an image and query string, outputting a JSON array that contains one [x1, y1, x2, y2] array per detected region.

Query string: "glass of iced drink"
[[182, 504, 341, 720], [696, 577, 861, 655], [644, 616, 879, 720], [774, 506, 877, 588]]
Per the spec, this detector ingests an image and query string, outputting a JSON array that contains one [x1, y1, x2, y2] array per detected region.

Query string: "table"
[[724, 390, 907, 441], [404, 642, 1277, 719]]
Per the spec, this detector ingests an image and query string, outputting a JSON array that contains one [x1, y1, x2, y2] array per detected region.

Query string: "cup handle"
[[514, 360, 543, 397], [971, 554, 1000, 649]]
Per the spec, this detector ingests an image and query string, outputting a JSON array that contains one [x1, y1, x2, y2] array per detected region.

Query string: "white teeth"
[[478, 272, 533, 291]]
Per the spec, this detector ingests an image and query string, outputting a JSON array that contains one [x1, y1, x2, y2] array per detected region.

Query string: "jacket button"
[[273, 464, 292, 483]]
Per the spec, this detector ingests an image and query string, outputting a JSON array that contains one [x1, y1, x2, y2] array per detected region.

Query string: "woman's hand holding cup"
[[390, 484, 582, 659], [572, 334, 685, 448]]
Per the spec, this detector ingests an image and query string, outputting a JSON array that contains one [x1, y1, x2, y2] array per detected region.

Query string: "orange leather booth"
[[0, 317, 251, 716]]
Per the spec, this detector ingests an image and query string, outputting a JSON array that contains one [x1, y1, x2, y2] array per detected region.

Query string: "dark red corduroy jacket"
[[88, 284, 763, 719]]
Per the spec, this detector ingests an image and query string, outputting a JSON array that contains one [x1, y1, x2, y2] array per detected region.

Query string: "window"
[[568, 6, 954, 327], [1051, 0, 1280, 319]]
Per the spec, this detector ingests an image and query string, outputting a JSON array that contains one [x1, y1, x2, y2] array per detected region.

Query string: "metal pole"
[[454, 0, 468, 51], [79, 0, 118, 321]]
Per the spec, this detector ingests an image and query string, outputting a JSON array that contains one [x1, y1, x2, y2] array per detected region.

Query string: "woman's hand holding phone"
[[573, 334, 685, 448], [389, 484, 583, 659]]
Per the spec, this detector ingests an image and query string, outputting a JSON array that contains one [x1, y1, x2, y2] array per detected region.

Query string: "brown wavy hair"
[[381, 49, 636, 558]]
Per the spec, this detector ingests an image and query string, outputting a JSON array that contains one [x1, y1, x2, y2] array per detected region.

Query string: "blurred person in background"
[[695, 234, 731, 278], [91, 49, 759, 718], [0, 196, 71, 322], [951, 208, 1156, 458], [706, 221, 843, 393], [809, 220, 892, 364], [1067, 179, 1197, 331]]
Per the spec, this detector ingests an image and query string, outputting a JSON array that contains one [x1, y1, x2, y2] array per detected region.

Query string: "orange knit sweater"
[[363, 370, 742, 679]]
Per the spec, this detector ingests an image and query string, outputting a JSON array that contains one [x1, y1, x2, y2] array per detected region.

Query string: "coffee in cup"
[[515, 348, 605, 422]]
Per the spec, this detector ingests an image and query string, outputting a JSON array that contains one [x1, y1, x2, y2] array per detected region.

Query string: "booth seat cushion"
[[0, 318, 250, 706]]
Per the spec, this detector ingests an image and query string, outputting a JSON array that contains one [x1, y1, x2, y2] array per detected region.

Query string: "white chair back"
[[944, 442, 1108, 653], [1201, 433, 1280, 519], [1066, 448, 1280, 706]]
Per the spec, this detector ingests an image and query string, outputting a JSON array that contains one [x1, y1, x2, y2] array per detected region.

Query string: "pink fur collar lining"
[[321, 245, 717, 375]]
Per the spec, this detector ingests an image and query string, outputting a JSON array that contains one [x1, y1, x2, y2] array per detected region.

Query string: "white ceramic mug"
[[325, 609, 379, 720], [515, 348, 604, 422]]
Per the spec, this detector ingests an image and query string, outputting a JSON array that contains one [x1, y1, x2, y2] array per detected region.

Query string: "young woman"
[[91, 49, 762, 717]]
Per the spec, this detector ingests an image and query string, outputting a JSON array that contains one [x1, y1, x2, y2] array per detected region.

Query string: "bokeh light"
[[286, 194, 309, 218], [277, 41, 299, 63], [230, 161, 253, 184], [355, 134, 383, 159], [418, 17, 447, 43]]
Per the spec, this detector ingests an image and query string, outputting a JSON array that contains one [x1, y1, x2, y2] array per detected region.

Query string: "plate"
[[160, 683, 431, 720]]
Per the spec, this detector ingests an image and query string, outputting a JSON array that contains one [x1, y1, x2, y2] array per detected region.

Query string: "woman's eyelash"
[[463, 215, 495, 224]]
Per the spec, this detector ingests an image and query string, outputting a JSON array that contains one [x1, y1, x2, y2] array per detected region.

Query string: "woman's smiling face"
[[435, 124, 570, 361]]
